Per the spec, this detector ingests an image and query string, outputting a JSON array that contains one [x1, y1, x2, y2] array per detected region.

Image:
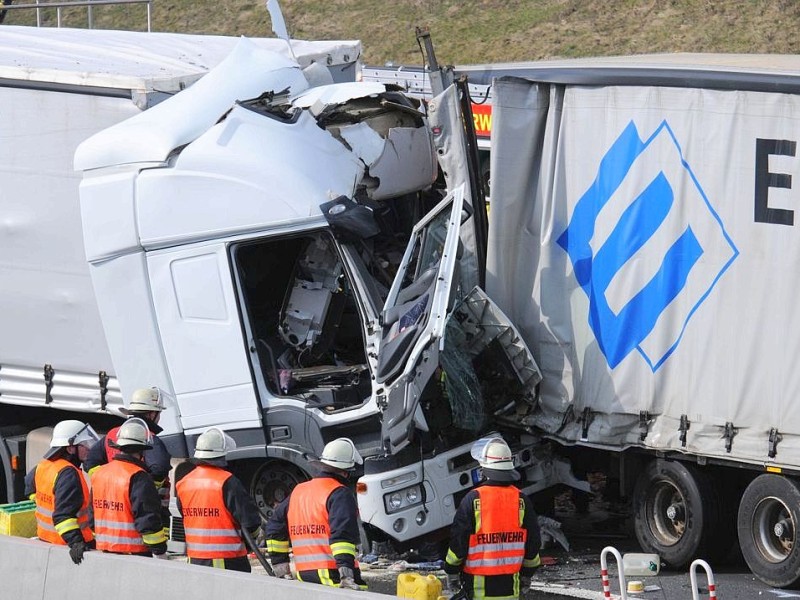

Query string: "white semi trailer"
[[482, 54, 800, 588]]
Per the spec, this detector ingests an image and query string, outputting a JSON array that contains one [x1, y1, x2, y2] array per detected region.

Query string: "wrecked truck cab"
[[75, 37, 544, 546]]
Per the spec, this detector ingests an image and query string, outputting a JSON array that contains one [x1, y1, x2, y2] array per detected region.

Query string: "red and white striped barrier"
[[690, 558, 717, 599], [600, 547, 717, 599], [600, 546, 627, 600]]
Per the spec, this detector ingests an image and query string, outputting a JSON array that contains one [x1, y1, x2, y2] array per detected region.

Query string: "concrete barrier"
[[0, 535, 390, 600]]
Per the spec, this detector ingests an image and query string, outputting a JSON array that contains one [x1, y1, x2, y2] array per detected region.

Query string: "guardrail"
[[0, 0, 152, 31]]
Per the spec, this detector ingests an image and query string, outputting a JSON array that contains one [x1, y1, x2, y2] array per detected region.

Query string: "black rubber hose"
[[241, 526, 275, 576]]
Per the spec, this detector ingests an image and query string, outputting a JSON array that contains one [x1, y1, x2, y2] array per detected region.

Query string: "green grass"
[[5, 0, 800, 66]]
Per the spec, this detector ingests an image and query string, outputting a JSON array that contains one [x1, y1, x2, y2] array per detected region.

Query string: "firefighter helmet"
[[113, 417, 153, 450], [194, 427, 237, 459], [319, 438, 363, 470], [51, 420, 98, 448], [120, 387, 165, 415]]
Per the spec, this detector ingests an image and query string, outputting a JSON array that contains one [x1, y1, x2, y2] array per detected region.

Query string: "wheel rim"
[[250, 462, 305, 520], [645, 479, 686, 546], [751, 495, 795, 563]]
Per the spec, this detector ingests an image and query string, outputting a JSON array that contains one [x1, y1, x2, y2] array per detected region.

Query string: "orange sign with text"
[[472, 103, 492, 138]]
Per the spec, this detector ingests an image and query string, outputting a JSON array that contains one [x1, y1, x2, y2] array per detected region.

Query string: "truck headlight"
[[384, 484, 424, 514]]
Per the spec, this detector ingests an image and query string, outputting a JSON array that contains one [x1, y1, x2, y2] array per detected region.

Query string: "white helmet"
[[114, 417, 153, 450], [120, 387, 165, 415], [471, 437, 519, 480], [194, 428, 237, 460], [318, 438, 363, 470], [50, 420, 99, 448]]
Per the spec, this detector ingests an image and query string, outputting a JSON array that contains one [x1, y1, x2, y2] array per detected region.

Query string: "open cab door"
[[375, 184, 467, 453], [374, 182, 542, 456]]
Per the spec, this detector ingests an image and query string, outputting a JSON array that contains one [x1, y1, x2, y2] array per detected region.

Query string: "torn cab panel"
[[243, 82, 438, 203]]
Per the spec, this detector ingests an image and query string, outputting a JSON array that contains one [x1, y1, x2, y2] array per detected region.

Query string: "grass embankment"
[[5, 0, 800, 66]]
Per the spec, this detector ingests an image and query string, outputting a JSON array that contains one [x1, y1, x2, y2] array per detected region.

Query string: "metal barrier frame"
[[689, 559, 717, 600], [600, 546, 628, 600], [1, 0, 152, 31]]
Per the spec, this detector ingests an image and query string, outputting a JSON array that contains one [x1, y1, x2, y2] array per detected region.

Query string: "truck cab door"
[[147, 242, 265, 439], [376, 183, 466, 453]]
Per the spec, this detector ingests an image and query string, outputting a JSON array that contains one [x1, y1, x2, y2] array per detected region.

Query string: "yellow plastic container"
[[0, 500, 36, 537], [396, 573, 443, 600]]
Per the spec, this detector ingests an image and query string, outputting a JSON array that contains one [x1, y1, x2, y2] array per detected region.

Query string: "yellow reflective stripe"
[[514, 572, 520, 597], [142, 530, 168, 545], [446, 548, 463, 566], [87, 465, 101, 477], [473, 498, 481, 532], [267, 539, 290, 553], [319, 568, 335, 587], [28, 493, 36, 502], [473, 574, 486, 600], [519, 497, 525, 526], [212, 558, 226, 569], [524, 554, 542, 568], [55, 518, 79, 535], [330, 541, 356, 556]]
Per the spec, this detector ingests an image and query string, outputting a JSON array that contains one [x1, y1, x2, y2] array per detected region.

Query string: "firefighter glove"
[[69, 541, 88, 565], [339, 567, 361, 590], [273, 561, 292, 580], [447, 573, 462, 592]]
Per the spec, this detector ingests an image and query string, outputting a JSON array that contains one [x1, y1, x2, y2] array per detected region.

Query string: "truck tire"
[[632, 460, 722, 568], [737, 474, 800, 588], [249, 460, 308, 520]]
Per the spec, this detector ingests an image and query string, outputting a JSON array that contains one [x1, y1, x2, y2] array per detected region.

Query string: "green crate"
[[0, 500, 36, 537]]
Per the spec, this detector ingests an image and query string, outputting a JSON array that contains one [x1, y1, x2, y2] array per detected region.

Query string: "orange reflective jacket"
[[176, 465, 246, 559], [464, 486, 527, 576], [92, 460, 148, 553], [287, 478, 342, 572], [34, 458, 93, 545]]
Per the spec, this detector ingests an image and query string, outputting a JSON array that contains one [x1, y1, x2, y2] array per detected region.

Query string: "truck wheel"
[[738, 474, 800, 588], [249, 460, 308, 520], [633, 461, 720, 568]]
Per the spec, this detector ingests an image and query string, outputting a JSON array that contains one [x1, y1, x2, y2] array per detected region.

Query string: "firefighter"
[[264, 437, 367, 590], [24, 420, 100, 565], [444, 437, 542, 600], [90, 417, 168, 557], [175, 427, 261, 572], [85, 387, 172, 533]]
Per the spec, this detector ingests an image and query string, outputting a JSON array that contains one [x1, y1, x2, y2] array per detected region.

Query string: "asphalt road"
[[242, 488, 791, 599], [358, 534, 783, 599], [356, 500, 791, 600]]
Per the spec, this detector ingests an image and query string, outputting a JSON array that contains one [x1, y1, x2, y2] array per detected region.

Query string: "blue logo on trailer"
[[557, 120, 738, 371]]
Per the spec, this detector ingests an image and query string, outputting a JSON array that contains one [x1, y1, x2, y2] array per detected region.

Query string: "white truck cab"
[[75, 36, 544, 544]]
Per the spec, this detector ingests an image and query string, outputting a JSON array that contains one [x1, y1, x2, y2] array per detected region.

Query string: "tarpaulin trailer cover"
[[487, 54, 800, 469]]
